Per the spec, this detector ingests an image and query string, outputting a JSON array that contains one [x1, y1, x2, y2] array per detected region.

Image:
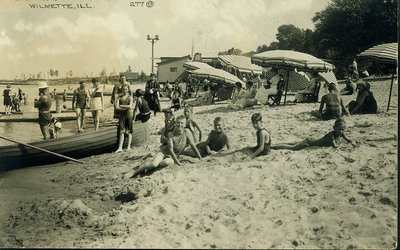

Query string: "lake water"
[[0, 82, 146, 146]]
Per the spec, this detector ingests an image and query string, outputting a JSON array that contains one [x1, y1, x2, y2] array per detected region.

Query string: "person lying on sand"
[[242, 113, 271, 159], [132, 115, 202, 177], [184, 105, 203, 143], [311, 83, 350, 120], [160, 110, 175, 146], [271, 118, 355, 151], [184, 116, 230, 157]]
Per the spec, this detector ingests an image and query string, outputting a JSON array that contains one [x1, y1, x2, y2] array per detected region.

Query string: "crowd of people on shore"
[[2, 84, 26, 116], [5, 57, 379, 174]]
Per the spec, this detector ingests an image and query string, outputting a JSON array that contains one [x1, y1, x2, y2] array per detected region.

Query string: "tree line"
[[222, 0, 398, 78]]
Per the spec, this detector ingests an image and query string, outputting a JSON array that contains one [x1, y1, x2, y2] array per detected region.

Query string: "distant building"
[[193, 52, 221, 68], [156, 55, 191, 83], [119, 72, 140, 84]]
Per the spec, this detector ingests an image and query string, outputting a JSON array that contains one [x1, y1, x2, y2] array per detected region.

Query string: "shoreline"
[[0, 79, 397, 248]]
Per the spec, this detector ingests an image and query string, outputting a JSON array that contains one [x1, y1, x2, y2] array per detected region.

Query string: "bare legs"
[[271, 141, 308, 151], [91, 110, 100, 131], [132, 152, 174, 177], [39, 125, 49, 140], [116, 133, 132, 152], [5, 105, 11, 115], [76, 108, 86, 132]]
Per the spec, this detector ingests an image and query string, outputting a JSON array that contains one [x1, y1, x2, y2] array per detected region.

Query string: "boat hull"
[[0, 122, 150, 170]]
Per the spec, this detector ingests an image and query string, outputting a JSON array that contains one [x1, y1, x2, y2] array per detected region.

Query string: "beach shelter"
[[184, 61, 243, 85], [252, 50, 334, 104], [358, 43, 398, 111], [218, 55, 263, 78]]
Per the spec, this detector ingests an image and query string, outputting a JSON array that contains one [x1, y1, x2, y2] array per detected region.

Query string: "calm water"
[[0, 83, 82, 146], [0, 82, 147, 146]]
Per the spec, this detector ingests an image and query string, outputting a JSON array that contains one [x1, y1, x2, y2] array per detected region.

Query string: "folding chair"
[[303, 82, 321, 103], [267, 89, 283, 106]]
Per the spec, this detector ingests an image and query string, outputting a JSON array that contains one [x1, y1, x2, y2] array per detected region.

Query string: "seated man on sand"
[[132, 115, 202, 177], [311, 83, 350, 120], [228, 81, 258, 109], [271, 118, 355, 150]]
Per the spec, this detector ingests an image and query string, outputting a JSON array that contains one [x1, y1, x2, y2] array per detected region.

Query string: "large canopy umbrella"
[[358, 43, 398, 111], [187, 67, 244, 85], [252, 50, 335, 104], [218, 55, 263, 76]]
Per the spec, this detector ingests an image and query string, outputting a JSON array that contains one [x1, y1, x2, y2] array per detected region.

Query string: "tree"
[[312, 0, 397, 60], [275, 24, 306, 51], [127, 65, 132, 73]]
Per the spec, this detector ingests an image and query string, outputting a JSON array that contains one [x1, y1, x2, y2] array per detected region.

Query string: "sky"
[[0, 0, 330, 79]]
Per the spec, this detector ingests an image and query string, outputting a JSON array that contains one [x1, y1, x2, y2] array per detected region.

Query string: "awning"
[[183, 61, 214, 70], [218, 55, 263, 74], [318, 71, 338, 84], [187, 67, 243, 85]]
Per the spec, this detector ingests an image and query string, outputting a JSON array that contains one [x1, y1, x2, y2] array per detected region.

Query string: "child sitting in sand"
[[271, 118, 355, 150], [170, 90, 184, 110], [243, 113, 271, 159], [160, 110, 175, 146], [185, 116, 230, 157], [132, 115, 202, 177], [184, 105, 202, 143]]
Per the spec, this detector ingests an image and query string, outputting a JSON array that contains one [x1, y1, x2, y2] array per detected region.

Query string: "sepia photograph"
[[0, 0, 397, 248]]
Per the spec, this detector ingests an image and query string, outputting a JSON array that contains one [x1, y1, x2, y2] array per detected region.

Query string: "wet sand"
[[0, 79, 397, 248]]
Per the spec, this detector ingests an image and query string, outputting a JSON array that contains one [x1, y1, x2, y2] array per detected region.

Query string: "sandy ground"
[[0, 79, 397, 249]]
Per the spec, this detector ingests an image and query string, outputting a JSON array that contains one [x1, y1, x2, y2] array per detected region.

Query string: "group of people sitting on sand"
[[130, 102, 356, 177], [311, 80, 377, 121]]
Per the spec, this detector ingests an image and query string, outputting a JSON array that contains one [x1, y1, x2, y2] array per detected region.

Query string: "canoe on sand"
[[0, 122, 150, 170]]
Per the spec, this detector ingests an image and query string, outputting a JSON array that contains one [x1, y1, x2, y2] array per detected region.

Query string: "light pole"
[[147, 34, 159, 74]]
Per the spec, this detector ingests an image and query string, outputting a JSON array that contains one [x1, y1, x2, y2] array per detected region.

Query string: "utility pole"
[[147, 34, 159, 74]]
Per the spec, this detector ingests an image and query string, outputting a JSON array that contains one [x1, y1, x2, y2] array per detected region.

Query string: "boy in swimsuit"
[[184, 105, 202, 143], [271, 118, 355, 150], [160, 110, 175, 146], [132, 115, 202, 177], [244, 113, 271, 159], [190, 117, 230, 157]]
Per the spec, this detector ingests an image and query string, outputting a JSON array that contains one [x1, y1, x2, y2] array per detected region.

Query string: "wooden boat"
[[0, 122, 150, 170]]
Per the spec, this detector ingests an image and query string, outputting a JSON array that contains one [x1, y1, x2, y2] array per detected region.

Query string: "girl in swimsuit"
[[132, 115, 202, 177], [245, 113, 271, 159]]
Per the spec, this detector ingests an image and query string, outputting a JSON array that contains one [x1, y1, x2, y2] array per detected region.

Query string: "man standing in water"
[[34, 81, 52, 140], [72, 81, 90, 132]]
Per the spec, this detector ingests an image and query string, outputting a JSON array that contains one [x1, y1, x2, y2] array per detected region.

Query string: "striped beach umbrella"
[[358, 43, 397, 64], [252, 50, 335, 104], [358, 43, 398, 111]]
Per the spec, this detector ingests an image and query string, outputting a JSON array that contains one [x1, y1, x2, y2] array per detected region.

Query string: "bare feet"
[[115, 148, 123, 153]]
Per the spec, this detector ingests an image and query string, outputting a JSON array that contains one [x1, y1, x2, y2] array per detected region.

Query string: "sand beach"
[[0, 79, 397, 249]]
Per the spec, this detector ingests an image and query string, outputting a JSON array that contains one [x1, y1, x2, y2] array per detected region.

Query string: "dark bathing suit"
[[251, 129, 271, 156]]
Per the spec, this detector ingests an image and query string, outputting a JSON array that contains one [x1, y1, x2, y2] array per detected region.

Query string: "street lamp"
[[147, 34, 159, 74]]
